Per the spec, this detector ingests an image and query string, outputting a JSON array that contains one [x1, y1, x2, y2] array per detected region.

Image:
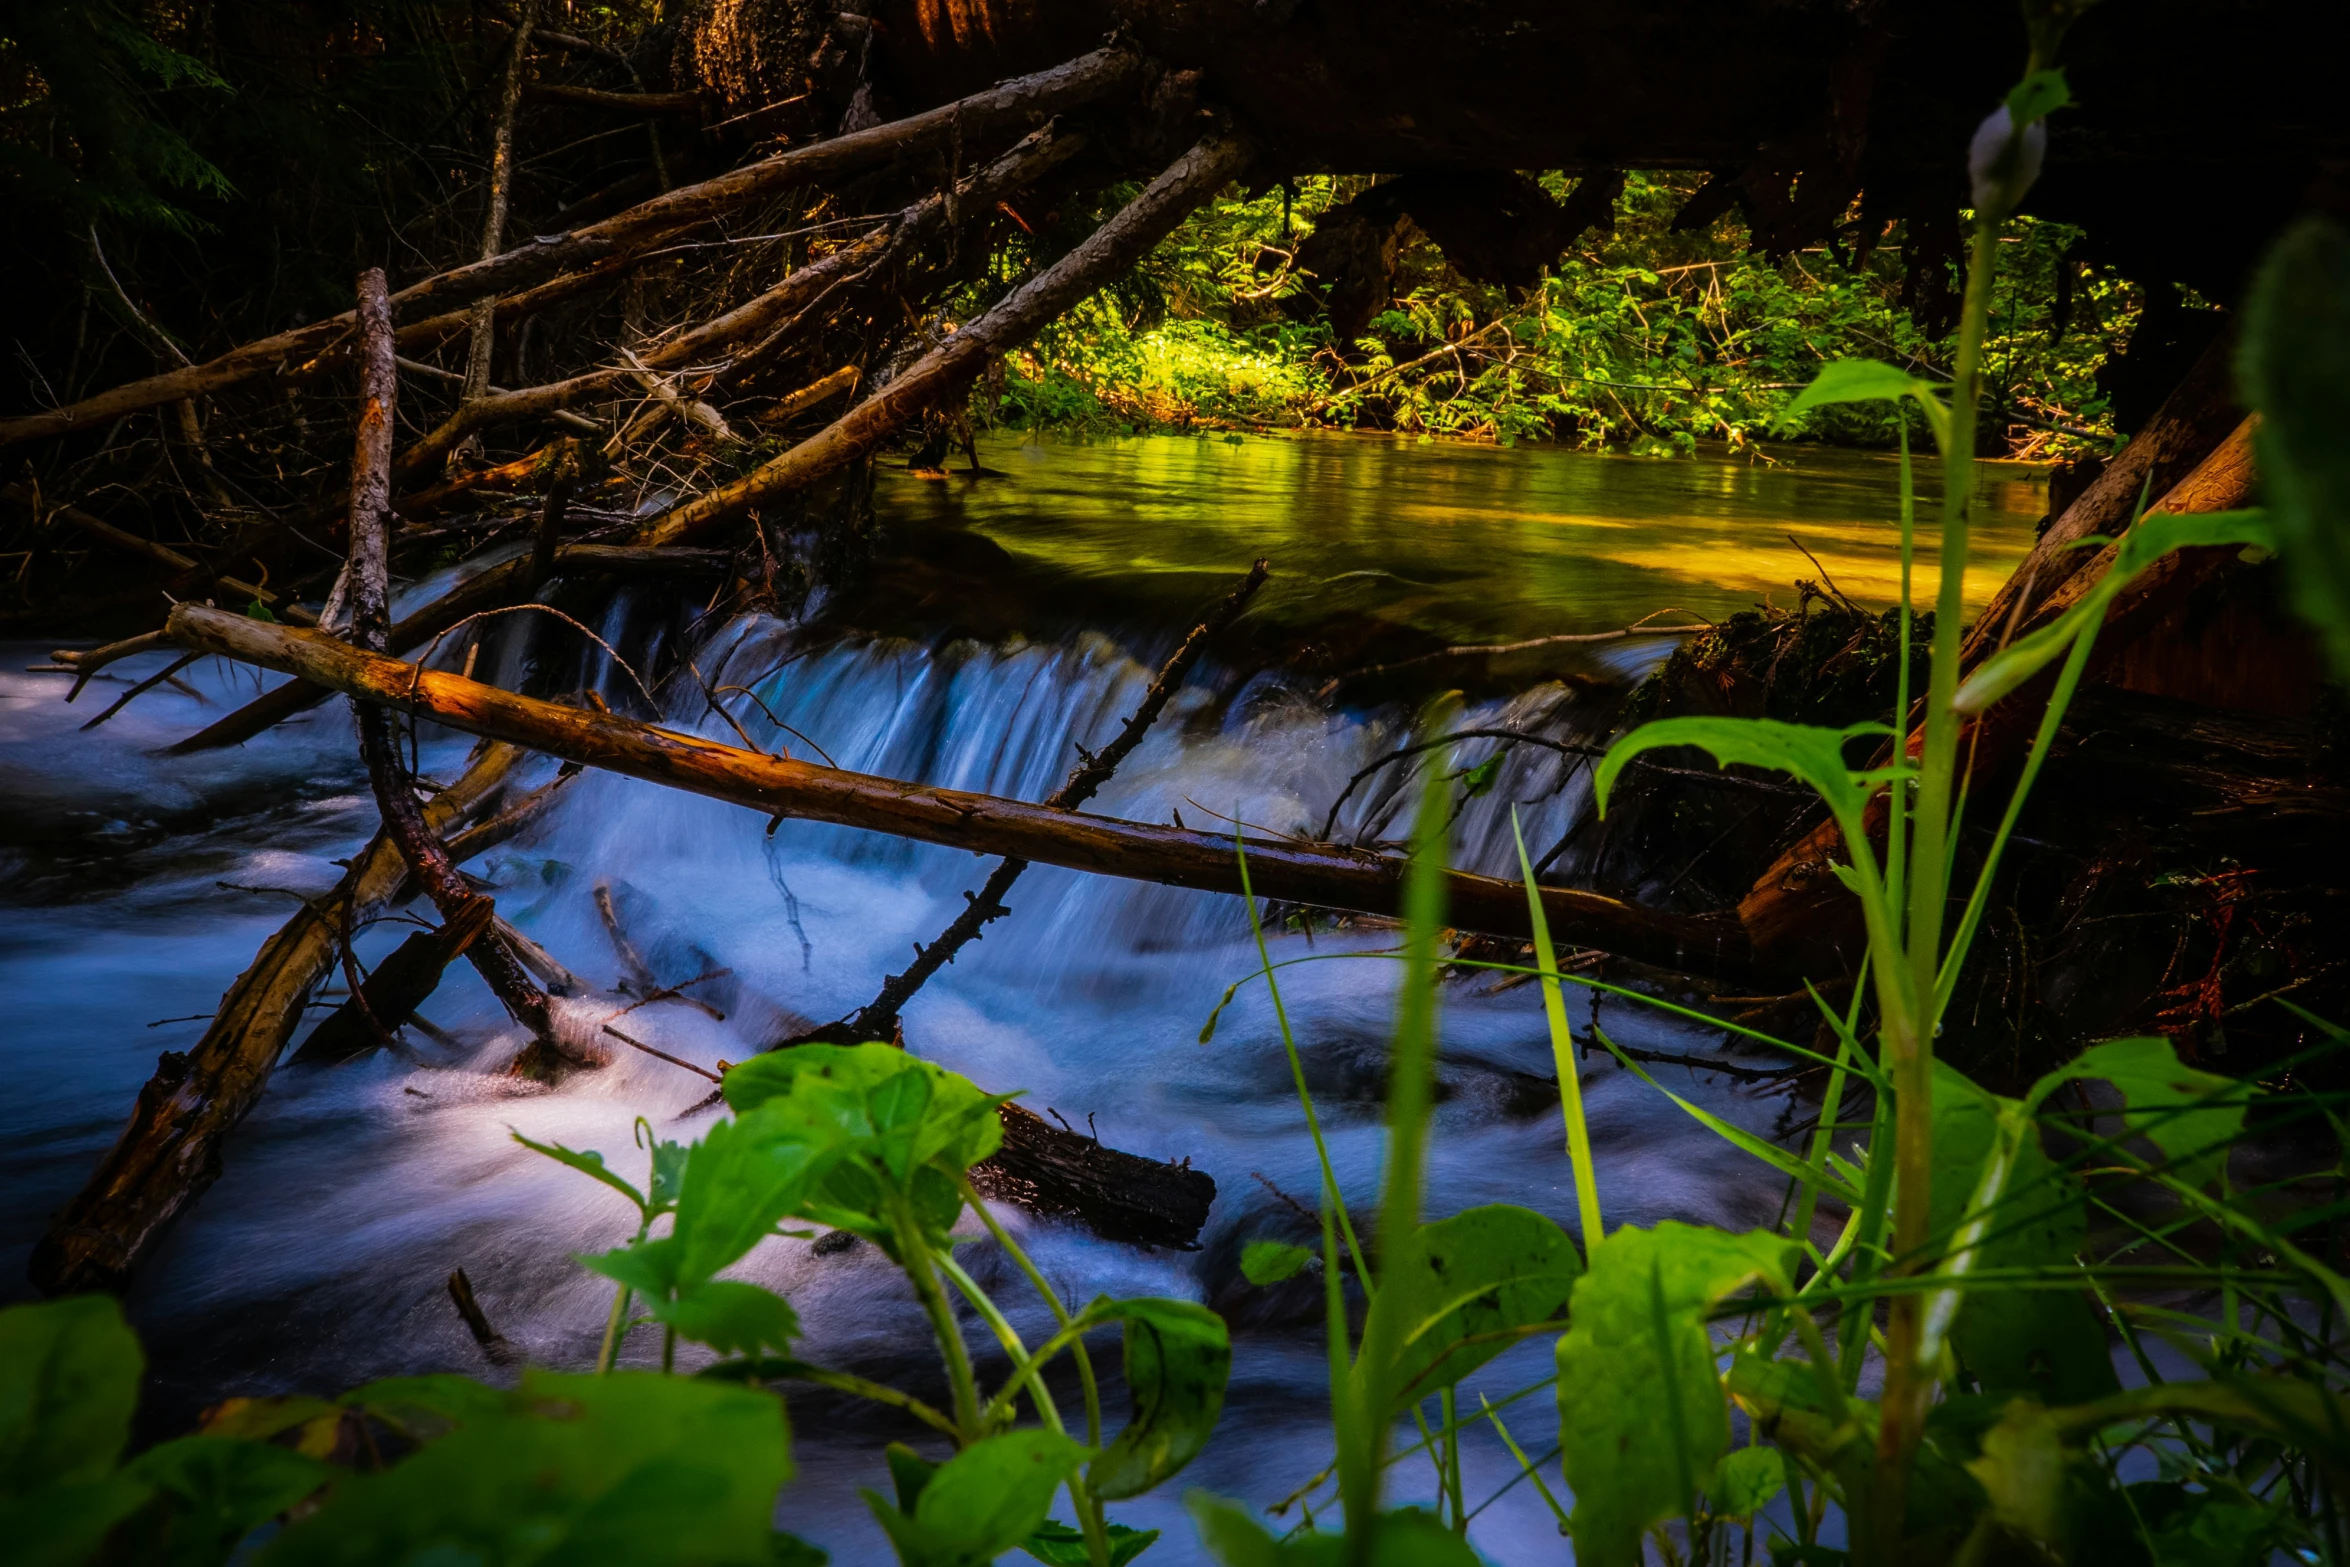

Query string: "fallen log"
[[163, 604, 1755, 977], [640, 126, 1258, 547], [0, 45, 1142, 449], [974, 1103, 1216, 1251], [29, 742, 529, 1296], [166, 543, 729, 754]]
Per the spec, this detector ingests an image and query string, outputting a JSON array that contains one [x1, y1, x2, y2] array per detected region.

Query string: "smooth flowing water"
[[0, 433, 2041, 1561]]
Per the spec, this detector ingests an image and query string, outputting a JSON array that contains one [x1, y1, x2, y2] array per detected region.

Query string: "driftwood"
[[0, 47, 1142, 449], [640, 127, 1258, 546], [1736, 415, 2264, 975], [974, 1103, 1216, 1251], [163, 604, 1754, 977], [803, 559, 1272, 1046], [29, 742, 529, 1295]]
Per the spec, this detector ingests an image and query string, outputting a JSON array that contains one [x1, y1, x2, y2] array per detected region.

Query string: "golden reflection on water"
[[888, 430, 2046, 647]]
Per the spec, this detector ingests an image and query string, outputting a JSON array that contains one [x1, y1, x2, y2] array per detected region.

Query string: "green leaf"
[[1595, 717, 1892, 865], [1928, 1066, 2118, 1407], [1239, 1240, 1316, 1286], [670, 1101, 844, 1286], [1186, 1496, 1481, 1565], [1953, 510, 2279, 714], [725, 1043, 1007, 1189], [246, 598, 277, 622], [337, 1375, 507, 1443], [2029, 1035, 2251, 1191], [121, 1435, 336, 1567], [1556, 1223, 1798, 1566], [259, 1371, 792, 1567], [512, 1129, 650, 1219], [0, 1477, 154, 1567], [0, 1295, 143, 1491], [2243, 216, 2350, 680], [1705, 1445, 1786, 1520], [1021, 1518, 1160, 1567], [1458, 754, 1503, 798], [1361, 1203, 1578, 1413], [863, 1429, 1088, 1567], [1964, 1401, 2071, 1553], [1776, 359, 1950, 450], [1087, 1298, 1232, 1501], [2005, 68, 2072, 127], [659, 1281, 802, 1359]]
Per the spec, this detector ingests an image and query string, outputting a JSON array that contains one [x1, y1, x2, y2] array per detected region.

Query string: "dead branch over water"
[[163, 602, 1755, 980]]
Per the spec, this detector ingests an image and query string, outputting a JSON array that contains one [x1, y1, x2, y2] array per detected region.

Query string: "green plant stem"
[[1441, 1387, 1465, 1530], [1512, 807, 1603, 1247], [959, 1174, 1106, 1445], [1237, 836, 1372, 1279], [1933, 605, 2103, 1017], [892, 1193, 983, 1442], [773, 1363, 962, 1440], [596, 1282, 633, 1374], [1873, 208, 2002, 1565], [1887, 428, 1915, 918], [1479, 1394, 1570, 1530], [1792, 967, 1869, 1248]]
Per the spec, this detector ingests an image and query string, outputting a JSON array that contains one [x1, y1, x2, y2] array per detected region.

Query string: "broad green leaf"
[[1361, 1203, 1578, 1412], [864, 1429, 1087, 1567], [1021, 1518, 1160, 1567], [1087, 1298, 1232, 1501], [1953, 510, 2279, 714], [2243, 216, 2350, 679], [0, 1477, 154, 1567], [259, 1370, 792, 1567], [0, 1295, 143, 1491], [2005, 68, 2072, 126], [670, 1100, 844, 1284], [1947, 1136, 2118, 1406], [121, 1435, 336, 1567], [1556, 1223, 1797, 1566], [1927, 1065, 2117, 1406], [1704, 1445, 1786, 1519], [1965, 1401, 2070, 1553], [1776, 359, 1951, 451], [337, 1374, 508, 1444], [885, 1441, 940, 1512], [512, 1129, 651, 1218], [725, 1044, 1007, 1186], [659, 1280, 801, 1358], [1187, 1496, 1481, 1565], [1595, 718, 1892, 870], [2031, 1035, 2250, 1191], [2128, 1482, 2287, 1567], [1239, 1240, 1317, 1286]]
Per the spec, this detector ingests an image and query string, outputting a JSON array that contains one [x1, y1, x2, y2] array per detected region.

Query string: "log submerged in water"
[[163, 604, 1754, 978], [29, 743, 530, 1296]]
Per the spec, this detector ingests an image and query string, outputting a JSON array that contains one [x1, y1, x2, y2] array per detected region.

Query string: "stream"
[[0, 432, 2043, 1561]]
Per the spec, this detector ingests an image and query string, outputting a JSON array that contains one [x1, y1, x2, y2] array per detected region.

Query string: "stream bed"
[[0, 432, 2043, 1561]]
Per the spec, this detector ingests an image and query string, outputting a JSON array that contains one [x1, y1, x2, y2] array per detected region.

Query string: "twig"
[[446, 1266, 518, 1366], [78, 651, 202, 730], [1321, 610, 1708, 688], [799, 560, 1271, 1045]]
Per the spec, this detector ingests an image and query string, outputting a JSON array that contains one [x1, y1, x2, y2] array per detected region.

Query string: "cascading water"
[[1, 434, 2043, 1561]]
